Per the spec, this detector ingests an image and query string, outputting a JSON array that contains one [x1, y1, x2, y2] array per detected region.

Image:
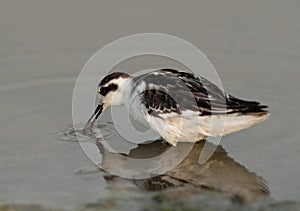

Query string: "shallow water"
[[59, 122, 270, 201], [1, 0, 300, 209]]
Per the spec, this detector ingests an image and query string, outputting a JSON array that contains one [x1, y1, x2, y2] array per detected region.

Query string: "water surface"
[[0, 0, 300, 208]]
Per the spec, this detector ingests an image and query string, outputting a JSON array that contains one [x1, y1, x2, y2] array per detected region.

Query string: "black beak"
[[86, 104, 103, 126], [94, 104, 103, 119]]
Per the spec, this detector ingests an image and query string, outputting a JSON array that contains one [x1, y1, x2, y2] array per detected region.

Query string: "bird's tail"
[[222, 111, 269, 135], [220, 95, 269, 135]]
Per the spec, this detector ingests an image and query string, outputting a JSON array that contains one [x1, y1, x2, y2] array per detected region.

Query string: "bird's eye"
[[99, 84, 118, 96]]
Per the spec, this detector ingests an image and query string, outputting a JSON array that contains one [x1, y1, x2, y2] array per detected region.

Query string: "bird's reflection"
[[94, 135, 270, 201], [58, 121, 270, 202]]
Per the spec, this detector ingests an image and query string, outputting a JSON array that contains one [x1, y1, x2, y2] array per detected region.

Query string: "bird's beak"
[[86, 104, 104, 126]]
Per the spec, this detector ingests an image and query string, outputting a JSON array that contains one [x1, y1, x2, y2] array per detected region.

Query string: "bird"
[[86, 68, 269, 146]]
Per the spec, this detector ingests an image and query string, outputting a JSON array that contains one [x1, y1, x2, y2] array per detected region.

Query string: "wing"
[[134, 68, 268, 117]]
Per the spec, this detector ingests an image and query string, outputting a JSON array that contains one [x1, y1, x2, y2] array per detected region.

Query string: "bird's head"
[[88, 72, 131, 123]]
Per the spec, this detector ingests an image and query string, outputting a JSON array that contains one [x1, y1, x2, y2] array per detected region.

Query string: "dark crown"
[[99, 72, 130, 86]]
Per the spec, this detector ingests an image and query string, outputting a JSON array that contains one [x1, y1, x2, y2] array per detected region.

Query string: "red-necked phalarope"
[[87, 68, 269, 146]]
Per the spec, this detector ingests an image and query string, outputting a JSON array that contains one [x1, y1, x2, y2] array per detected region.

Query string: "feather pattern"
[[132, 68, 267, 117]]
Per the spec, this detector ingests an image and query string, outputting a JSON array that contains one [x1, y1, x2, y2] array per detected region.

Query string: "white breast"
[[124, 81, 149, 126]]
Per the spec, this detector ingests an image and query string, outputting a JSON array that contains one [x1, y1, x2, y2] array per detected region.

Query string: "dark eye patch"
[[100, 84, 118, 96]]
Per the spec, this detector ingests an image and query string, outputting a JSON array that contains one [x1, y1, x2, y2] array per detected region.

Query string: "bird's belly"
[[144, 114, 208, 146]]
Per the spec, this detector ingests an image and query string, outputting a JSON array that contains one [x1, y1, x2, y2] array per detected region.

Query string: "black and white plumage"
[[87, 68, 269, 146]]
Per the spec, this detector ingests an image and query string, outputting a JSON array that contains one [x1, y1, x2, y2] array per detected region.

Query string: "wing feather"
[[133, 68, 268, 117]]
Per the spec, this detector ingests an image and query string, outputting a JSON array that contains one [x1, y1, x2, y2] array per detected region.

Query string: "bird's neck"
[[115, 77, 133, 106]]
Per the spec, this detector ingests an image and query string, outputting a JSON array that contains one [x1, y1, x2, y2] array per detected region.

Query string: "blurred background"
[[0, 0, 299, 209]]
